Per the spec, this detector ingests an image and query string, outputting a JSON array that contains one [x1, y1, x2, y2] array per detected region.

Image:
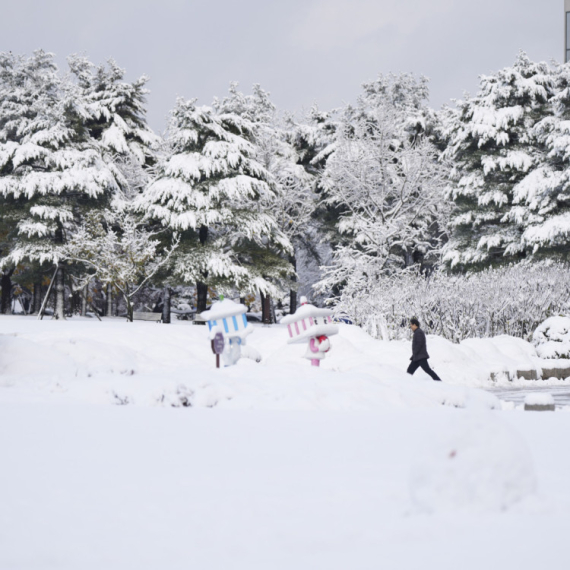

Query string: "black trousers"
[[407, 358, 441, 381]]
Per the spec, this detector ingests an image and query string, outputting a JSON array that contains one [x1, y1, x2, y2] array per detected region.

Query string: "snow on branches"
[[139, 95, 293, 298], [67, 55, 160, 166], [317, 74, 449, 295], [443, 52, 555, 268], [4, 49, 570, 336], [335, 262, 570, 343], [0, 51, 121, 269], [62, 206, 179, 321]]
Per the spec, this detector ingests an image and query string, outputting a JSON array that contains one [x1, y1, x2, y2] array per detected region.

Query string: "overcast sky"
[[0, 0, 562, 132]]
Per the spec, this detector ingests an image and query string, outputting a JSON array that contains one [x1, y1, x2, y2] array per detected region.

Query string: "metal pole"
[[37, 265, 59, 320], [562, 0, 570, 63], [211, 340, 220, 368]]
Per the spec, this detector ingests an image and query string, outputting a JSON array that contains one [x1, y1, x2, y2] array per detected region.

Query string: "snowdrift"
[[533, 315, 570, 360], [0, 316, 511, 411]]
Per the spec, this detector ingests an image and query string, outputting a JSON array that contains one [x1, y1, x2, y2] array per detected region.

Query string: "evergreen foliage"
[[4, 48, 570, 335], [214, 84, 318, 310], [0, 50, 120, 268], [67, 55, 159, 167], [443, 52, 554, 268], [139, 96, 292, 299], [512, 60, 570, 259]]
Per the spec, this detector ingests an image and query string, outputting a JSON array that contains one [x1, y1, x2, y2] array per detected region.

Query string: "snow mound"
[[0, 317, 502, 411], [409, 414, 536, 513], [524, 393, 554, 406], [533, 316, 570, 359]]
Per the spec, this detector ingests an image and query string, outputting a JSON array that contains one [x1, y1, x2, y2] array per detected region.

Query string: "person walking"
[[407, 318, 441, 381]]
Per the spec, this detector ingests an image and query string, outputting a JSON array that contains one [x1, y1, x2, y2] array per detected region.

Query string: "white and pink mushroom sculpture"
[[281, 296, 339, 366]]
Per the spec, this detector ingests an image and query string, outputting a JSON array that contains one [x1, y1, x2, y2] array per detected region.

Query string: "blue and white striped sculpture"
[[199, 298, 254, 366]]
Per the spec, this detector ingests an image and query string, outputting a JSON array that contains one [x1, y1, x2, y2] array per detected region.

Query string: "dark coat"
[[411, 327, 430, 361]]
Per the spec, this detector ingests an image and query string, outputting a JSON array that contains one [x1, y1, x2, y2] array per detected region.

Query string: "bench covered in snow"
[[132, 311, 162, 323], [171, 308, 196, 320]]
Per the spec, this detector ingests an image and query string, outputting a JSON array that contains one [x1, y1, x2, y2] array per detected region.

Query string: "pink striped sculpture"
[[281, 297, 339, 367]]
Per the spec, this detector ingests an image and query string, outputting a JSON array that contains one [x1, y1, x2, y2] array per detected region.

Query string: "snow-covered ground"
[[1, 315, 565, 410], [0, 315, 509, 410], [1, 316, 570, 569]]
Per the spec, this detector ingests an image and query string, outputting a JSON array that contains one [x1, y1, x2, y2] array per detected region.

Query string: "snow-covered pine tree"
[[507, 60, 570, 259], [214, 84, 317, 316], [289, 105, 337, 182], [263, 125, 317, 314], [67, 55, 159, 168], [0, 51, 49, 314], [0, 195, 17, 314], [139, 97, 292, 313], [63, 56, 165, 316], [0, 51, 120, 319], [317, 74, 449, 298], [284, 106, 338, 306], [0, 207, 16, 313], [443, 52, 554, 269]]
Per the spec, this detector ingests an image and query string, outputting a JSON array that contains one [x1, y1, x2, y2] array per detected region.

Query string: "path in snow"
[[488, 385, 570, 408]]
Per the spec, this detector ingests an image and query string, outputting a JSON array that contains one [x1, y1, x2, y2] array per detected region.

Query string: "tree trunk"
[[126, 293, 133, 322], [289, 290, 297, 316], [1, 268, 14, 315], [33, 282, 42, 314], [289, 255, 298, 315], [106, 284, 112, 317], [21, 294, 31, 314], [260, 291, 273, 324], [52, 224, 66, 320], [162, 286, 171, 324], [54, 262, 66, 320], [195, 224, 209, 324], [70, 284, 81, 316], [81, 284, 88, 317], [196, 281, 208, 320]]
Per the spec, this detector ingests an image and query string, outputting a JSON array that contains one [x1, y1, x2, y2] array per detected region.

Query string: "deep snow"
[[1, 315, 564, 411], [0, 316, 507, 411], [1, 315, 569, 570]]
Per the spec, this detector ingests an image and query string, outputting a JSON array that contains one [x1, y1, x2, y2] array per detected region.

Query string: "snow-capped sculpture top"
[[200, 298, 253, 341], [281, 296, 339, 345]]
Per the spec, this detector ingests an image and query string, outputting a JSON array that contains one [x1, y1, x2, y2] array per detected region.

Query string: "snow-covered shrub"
[[63, 208, 179, 321], [532, 316, 570, 359], [332, 262, 570, 342]]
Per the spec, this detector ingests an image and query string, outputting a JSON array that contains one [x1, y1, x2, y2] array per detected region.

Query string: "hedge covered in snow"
[[334, 262, 570, 342]]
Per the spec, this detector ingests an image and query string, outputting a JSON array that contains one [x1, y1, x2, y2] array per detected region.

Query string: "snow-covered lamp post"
[[281, 297, 339, 367], [199, 297, 253, 367]]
